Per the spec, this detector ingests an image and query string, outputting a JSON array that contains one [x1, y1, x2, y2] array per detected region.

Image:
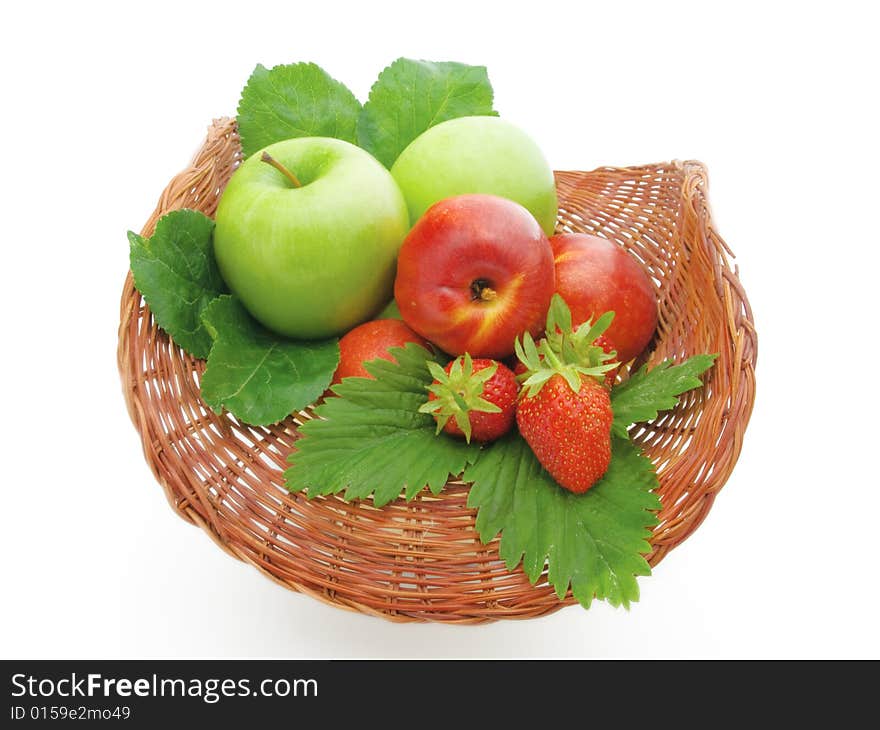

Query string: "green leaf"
[[546, 292, 572, 336], [611, 355, 717, 437], [285, 343, 480, 507], [376, 298, 402, 320], [199, 296, 339, 426], [579, 310, 615, 344], [357, 58, 497, 168], [464, 433, 660, 609], [425, 360, 448, 383], [523, 332, 542, 367], [128, 209, 224, 359], [237, 62, 362, 158]]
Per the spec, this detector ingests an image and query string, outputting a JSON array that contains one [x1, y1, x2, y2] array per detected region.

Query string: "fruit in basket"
[[332, 319, 430, 384], [517, 373, 613, 494], [550, 233, 658, 363], [516, 360, 614, 494], [394, 194, 555, 359], [514, 299, 619, 493], [123, 57, 739, 618], [213, 137, 410, 339], [419, 355, 518, 443], [390, 116, 559, 236]]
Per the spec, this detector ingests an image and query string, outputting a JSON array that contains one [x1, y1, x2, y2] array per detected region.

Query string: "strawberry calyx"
[[515, 294, 619, 397], [544, 293, 619, 371], [418, 354, 502, 443]]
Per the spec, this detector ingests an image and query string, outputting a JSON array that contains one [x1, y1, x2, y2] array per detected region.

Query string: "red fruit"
[[514, 297, 618, 493], [516, 373, 613, 494], [551, 233, 657, 363], [420, 355, 518, 443], [332, 319, 430, 385], [394, 194, 555, 359]]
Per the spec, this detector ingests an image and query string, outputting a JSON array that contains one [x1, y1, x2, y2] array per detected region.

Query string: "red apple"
[[550, 233, 658, 363], [394, 194, 555, 359], [332, 319, 430, 385]]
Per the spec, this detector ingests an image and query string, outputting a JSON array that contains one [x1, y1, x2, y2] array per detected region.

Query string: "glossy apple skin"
[[332, 319, 429, 385], [394, 194, 555, 359], [551, 233, 658, 363], [214, 137, 409, 339], [391, 116, 559, 236]]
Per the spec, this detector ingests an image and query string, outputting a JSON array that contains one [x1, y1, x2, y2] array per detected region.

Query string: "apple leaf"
[[285, 343, 480, 507], [200, 296, 339, 426], [128, 209, 225, 359], [237, 62, 362, 158], [358, 58, 498, 168], [464, 432, 660, 609], [611, 355, 717, 438]]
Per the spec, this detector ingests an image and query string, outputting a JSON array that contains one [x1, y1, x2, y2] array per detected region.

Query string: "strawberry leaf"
[[285, 344, 480, 507], [464, 433, 660, 609], [611, 355, 717, 437]]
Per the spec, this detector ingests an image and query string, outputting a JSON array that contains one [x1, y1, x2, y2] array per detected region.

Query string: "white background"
[[2, 0, 878, 659]]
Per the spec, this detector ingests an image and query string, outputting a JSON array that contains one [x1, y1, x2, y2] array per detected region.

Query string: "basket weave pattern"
[[118, 117, 757, 623]]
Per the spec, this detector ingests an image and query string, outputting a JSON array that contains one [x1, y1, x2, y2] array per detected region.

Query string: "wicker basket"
[[118, 117, 757, 623]]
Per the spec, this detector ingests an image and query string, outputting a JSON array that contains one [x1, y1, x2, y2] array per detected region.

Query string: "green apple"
[[213, 137, 410, 339], [390, 116, 558, 235]]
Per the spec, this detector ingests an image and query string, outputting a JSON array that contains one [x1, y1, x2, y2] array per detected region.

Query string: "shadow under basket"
[[117, 117, 757, 624]]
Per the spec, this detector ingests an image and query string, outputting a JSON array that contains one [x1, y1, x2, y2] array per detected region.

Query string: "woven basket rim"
[[117, 117, 757, 623]]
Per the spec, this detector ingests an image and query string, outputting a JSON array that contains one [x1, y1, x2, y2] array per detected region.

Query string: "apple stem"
[[470, 279, 498, 302], [261, 151, 302, 188]]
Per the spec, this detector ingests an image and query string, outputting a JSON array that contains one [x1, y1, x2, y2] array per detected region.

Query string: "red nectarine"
[[550, 233, 657, 363], [332, 319, 430, 385], [394, 194, 555, 359]]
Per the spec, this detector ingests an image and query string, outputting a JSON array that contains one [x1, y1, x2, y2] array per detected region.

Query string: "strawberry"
[[514, 294, 619, 493], [516, 373, 613, 493], [419, 354, 518, 443]]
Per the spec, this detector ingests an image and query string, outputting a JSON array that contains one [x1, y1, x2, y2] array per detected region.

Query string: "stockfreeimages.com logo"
[[11, 673, 317, 704]]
